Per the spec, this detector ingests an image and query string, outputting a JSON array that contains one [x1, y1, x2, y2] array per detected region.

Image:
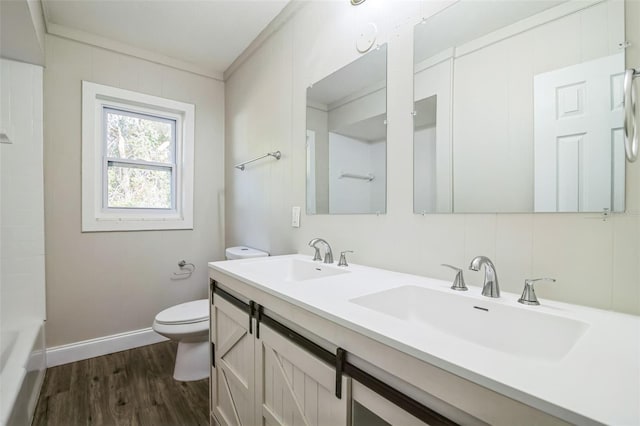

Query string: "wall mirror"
[[306, 44, 387, 215], [413, 0, 626, 213]]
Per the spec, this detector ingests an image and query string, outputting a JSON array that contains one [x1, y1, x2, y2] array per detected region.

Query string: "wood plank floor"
[[32, 341, 209, 426]]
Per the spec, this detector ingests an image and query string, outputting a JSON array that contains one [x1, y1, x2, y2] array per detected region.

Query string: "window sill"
[[81, 217, 193, 232]]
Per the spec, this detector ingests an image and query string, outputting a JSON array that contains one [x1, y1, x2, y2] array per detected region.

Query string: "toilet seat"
[[155, 299, 208, 325]]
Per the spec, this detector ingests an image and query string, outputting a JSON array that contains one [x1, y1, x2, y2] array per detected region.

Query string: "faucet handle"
[[518, 277, 556, 305], [338, 250, 354, 267], [311, 246, 322, 262], [441, 264, 468, 291]]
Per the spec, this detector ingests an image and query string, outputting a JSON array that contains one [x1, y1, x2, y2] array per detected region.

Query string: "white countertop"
[[209, 254, 640, 425]]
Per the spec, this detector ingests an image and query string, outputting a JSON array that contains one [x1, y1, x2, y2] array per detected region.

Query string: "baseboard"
[[46, 328, 169, 367]]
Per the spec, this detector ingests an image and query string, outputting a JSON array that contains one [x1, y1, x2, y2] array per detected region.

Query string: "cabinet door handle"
[[256, 305, 263, 339], [335, 348, 346, 398], [249, 301, 256, 334]]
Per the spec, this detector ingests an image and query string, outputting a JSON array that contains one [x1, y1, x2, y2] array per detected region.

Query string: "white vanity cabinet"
[[209, 281, 350, 426], [208, 264, 574, 426]]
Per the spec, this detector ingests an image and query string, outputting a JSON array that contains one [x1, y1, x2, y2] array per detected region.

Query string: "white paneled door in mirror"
[[413, 0, 625, 213], [534, 53, 625, 212]]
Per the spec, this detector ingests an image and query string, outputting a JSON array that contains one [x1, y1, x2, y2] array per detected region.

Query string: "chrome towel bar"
[[339, 172, 374, 181], [235, 150, 281, 171], [624, 68, 639, 162]]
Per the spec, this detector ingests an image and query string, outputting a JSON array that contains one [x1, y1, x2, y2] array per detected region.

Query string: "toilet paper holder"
[[173, 260, 196, 278]]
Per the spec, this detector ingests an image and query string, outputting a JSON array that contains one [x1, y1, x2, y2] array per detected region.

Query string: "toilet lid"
[[155, 299, 209, 325]]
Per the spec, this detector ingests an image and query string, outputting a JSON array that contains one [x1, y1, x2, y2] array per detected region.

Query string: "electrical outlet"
[[291, 206, 301, 228]]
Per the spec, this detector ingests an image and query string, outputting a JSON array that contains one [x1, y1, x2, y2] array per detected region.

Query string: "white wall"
[[414, 59, 452, 213], [306, 107, 329, 213], [43, 35, 225, 347], [328, 133, 384, 214], [414, 126, 436, 213], [225, 0, 640, 315], [328, 86, 385, 134], [0, 58, 46, 329], [370, 139, 386, 213]]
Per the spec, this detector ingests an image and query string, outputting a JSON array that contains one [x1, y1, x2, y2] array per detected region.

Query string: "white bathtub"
[[0, 321, 46, 426]]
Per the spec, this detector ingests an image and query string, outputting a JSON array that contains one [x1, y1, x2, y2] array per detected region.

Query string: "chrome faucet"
[[308, 238, 334, 264], [469, 256, 500, 298]]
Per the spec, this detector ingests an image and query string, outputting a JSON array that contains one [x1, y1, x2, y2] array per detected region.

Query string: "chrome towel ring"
[[624, 68, 639, 162], [172, 260, 195, 279]]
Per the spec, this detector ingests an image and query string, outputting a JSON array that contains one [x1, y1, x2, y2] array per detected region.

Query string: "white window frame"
[[82, 81, 195, 232]]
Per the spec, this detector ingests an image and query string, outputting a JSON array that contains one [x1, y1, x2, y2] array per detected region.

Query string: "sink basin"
[[233, 257, 350, 282], [350, 285, 589, 361]]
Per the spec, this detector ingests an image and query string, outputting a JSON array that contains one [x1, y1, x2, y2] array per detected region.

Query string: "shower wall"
[[0, 57, 46, 425], [0, 57, 45, 338]]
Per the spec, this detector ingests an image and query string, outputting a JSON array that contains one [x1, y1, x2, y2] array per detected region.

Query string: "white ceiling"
[[1, 0, 46, 66], [42, 0, 289, 78]]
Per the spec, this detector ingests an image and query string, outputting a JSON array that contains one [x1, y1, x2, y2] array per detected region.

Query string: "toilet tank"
[[225, 246, 269, 260]]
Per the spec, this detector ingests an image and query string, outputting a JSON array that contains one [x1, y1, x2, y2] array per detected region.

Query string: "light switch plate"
[[291, 206, 301, 228]]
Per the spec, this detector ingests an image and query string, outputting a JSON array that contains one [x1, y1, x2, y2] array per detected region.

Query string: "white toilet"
[[152, 246, 269, 381]]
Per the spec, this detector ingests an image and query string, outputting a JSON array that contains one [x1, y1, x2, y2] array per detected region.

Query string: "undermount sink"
[[234, 257, 350, 282], [350, 285, 589, 361]]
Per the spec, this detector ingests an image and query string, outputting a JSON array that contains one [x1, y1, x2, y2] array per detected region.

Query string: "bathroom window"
[[81, 81, 195, 232]]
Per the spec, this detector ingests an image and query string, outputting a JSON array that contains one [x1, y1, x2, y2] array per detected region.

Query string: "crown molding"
[[45, 22, 224, 81]]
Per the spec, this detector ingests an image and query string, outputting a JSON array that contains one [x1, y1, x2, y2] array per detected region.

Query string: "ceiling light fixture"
[[351, 0, 366, 5]]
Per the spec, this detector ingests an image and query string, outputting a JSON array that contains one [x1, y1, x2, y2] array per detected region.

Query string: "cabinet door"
[[352, 381, 428, 426], [212, 296, 255, 426], [256, 323, 350, 426]]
